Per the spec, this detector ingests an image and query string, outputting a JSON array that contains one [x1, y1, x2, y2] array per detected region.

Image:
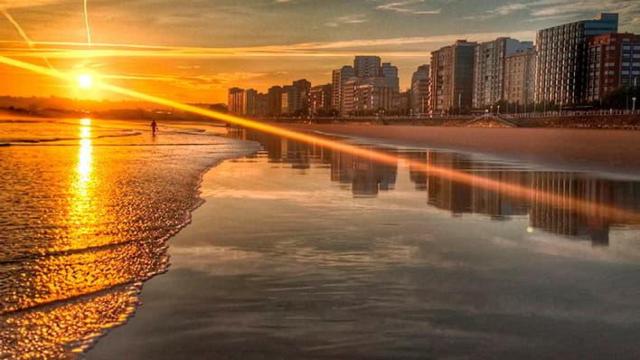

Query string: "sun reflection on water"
[[69, 118, 95, 243]]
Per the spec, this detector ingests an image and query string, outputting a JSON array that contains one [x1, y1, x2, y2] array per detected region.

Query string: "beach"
[[287, 123, 640, 176], [2, 118, 640, 358]]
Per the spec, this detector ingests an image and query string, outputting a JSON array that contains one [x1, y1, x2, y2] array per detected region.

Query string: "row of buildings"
[[228, 56, 413, 117], [229, 13, 640, 117]]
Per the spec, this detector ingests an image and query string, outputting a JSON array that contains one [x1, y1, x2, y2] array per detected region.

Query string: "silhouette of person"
[[151, 119, 158, 136]]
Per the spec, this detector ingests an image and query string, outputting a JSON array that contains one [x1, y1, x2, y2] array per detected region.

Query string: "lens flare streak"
[[83, 0, 92, 45], [1, 10, 54, 69]]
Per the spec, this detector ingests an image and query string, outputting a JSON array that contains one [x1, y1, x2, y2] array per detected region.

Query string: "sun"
[[77, 73, 94, 89]]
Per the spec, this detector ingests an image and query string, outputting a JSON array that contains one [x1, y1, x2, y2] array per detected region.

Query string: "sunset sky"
[[1, 0, 639, 103]]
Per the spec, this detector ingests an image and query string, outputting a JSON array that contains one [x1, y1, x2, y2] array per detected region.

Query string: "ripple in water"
[[0, 118, 257, 358]]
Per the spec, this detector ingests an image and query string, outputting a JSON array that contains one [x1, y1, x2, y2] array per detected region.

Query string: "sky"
[[0, 0, 639, 103]]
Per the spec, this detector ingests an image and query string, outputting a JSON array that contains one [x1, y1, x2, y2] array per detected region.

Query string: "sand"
[[284, 124, 640, 177]]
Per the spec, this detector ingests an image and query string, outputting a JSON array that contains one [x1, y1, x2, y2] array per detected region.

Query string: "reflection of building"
[[430, 40, 477, 114], [586, 33, 640, 103], [426, 152, 473, 215], [331, 151, 397, 197], [529, 173, 613, 245], [229, 129, 640, 245], [470, 167, 530, 220], [473, 38, 533, 108], [535, 13, 619, 105]]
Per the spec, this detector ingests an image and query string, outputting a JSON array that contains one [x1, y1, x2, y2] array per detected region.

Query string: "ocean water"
[[88, 128, 640, 359], [0, 118, 257, 358]]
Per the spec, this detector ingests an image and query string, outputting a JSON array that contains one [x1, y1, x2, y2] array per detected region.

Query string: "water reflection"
[[230, 128, 640, 245], [69, 118, 95, 244]]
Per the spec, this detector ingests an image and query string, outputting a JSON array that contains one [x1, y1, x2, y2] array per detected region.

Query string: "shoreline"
[[0, 118, 260, 358]]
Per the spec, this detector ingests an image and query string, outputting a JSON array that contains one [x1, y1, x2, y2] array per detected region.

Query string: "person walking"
[[151, 119, 158, 136]]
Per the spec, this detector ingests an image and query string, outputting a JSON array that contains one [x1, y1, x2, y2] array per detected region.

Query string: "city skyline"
[[1, 1, 639, 103], [228, 12, 640, 117]]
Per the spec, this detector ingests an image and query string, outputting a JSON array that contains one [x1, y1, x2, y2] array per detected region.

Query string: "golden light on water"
[[69, 118, 95, 245], [76, 118, 93, 185]]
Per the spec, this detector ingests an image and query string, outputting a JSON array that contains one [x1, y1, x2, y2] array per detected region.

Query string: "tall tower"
[[354, 56, 382, 78], [332, 65, 356, 113], [535, 13, 618, 105], [381, 62, 400, 93], [429, 40, 477, 114]]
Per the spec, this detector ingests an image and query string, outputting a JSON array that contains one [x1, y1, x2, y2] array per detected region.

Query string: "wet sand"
[[88, 130, 640, 359], [286, 124, 640, 177]]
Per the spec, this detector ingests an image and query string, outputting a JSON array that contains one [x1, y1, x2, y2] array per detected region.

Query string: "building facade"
[[332, 66, 356, 114], [473, 38, 533, 108], [535, 13, 619, 106], [267, 86, 283, 117], [381, 62, 400, 93], [342, 77, 393, 116], [586, 32, 640, 103], [430, 40, 477, 114], [242, 88, 258, 116], [354, 56, 382, 78], [411, 64, 430, 116], [504, 48, 537, 108], [228, 87, 245, 114], [309, 84, 333, 116], [279, 80, 311, 116]]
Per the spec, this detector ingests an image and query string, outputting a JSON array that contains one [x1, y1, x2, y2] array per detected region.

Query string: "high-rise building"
[[256, 93, 269, 117], [309, 84, 333, 116], [429, 40, 477, 114], [535, 13, 619, 106], [392, 90, 411, 116], [411, 64, 430, 115], [279, 80, 311, 116], [292, 79, 311, 115], [243, 88, 258, 116], [228, 87, 245, 114], [342, 77, 393, 116], [281, 85, 295, 115], [332, 66, 356, 113], [354, 56, 382, 78], [586, 33, 640, 103], [473, 38, 533, 108], [267, 86, 283, 117], [504, 48, 537, 108], [381, 62, 400, 93]]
